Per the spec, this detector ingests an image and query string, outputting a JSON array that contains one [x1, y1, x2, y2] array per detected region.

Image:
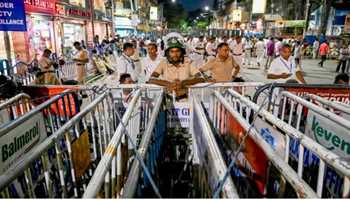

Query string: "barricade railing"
[[82, 86, 165, 198], [0, 93, 33, 124], [222, 88, 350, 198], [303, 93, 350, 119], [0, 86, 107, 197], [0, 88, 117, 198], [190, 94, 239, 198], [209, 89, 317, 198], [58, 61, 76, 81]]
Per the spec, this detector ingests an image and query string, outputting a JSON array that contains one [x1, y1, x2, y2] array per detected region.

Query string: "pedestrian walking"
[[264, 37, 275, 70], [230, 36, 244, 68], [336, 44, 349, 73], [313, 39, 320, 59], [294, 41, 302, 65], [255, 38, 265, 67], [318, 41, 329, 68]]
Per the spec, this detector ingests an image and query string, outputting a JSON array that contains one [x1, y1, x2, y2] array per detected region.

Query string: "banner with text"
[[0, 0, 27, 31]]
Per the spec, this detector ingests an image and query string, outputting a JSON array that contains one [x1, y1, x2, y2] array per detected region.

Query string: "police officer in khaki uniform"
[[149, 33, 205, 98]]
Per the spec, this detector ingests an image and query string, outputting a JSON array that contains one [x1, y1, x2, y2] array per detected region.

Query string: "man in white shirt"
[[141, 42, 162, 82], [230, 36, 244, 67], [116, 42, 137, 81], [205, 37, 217, 61], [191, 36, 206, 67], [267, 43, 306, 83], [255, 38, 265, 67], [274, 38, 283, 57]]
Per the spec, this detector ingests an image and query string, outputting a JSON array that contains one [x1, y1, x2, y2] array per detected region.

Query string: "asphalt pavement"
[[240, 58, 344, 84]]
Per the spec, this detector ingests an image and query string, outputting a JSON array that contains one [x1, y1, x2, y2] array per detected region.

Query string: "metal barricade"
[[58, 61, 76, 81], [220, 88, 350, 198], [188, 83, 350, 198], [189, 82, 263, 198], [0, 87, 104, 198], [0, 87, 118, 198], [0, 93, 33, 124], [83, 85, 164, 198]]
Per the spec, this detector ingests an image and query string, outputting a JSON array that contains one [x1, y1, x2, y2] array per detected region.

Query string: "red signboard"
[[24, 0, 55, 14], [66, 7, 91, 18]]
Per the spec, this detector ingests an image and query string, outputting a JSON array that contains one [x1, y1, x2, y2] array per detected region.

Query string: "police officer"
[[149, 33, 205, 98]]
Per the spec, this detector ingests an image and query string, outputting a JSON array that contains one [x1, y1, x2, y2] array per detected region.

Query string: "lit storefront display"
[[26, 15, 55, 59], [62, 22, 86, 53]]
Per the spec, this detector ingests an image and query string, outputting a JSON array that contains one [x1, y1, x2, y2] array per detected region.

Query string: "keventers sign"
[[305, 110, 350, 158], [0, 0, 27, 31], [0, 113, 47, 173]]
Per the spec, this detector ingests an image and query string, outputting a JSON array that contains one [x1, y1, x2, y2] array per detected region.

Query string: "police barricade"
[[0, 61, 36, 86], [189, 83, 350, 198], [268, 90, 350, 197], [83, 85, 165, 198], [58, 61, 76, 81], [189, 83, 264, 198], [303, 93, 350, 120], [219, 88, 350, 198], [0, 86, 105, 198], [0, 93, 33, 125]]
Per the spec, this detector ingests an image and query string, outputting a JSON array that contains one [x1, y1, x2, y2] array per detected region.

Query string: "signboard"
[[305, 110, 349, 158], [226, 113, 268, 195], [231, 9, 242, 22], [65, 6, 91, 18], [24, 0, 55, 15], [0, 112, 47, 173], [167, 102, 190, 128], [252, 0, 266, 14], [0, 0, 27, 31], [345, 14, 350, 33], [150, 6, 158, 21], [254, 117, 286, 158], [264, 14, 282, 21]]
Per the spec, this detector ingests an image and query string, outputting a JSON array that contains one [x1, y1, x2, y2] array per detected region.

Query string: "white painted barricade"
[[223, 88, 350, 198]]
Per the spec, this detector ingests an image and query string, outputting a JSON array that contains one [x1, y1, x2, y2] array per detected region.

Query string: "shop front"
[[10, 0, 57, 62], [55, 4, 91, 56]]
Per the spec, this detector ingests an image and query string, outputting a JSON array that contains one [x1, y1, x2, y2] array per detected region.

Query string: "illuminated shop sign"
[[24, 0, 55, 14]]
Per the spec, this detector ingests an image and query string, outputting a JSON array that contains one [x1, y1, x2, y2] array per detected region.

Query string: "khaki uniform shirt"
[[153, 59, 199, 82], [200, 56, 239, 82]]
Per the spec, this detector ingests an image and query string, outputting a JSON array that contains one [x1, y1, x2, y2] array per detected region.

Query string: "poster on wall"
[[27, 17, 53, 58], [0, 0, 27, 31]]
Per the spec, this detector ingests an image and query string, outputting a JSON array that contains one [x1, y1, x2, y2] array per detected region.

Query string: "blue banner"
[[0, 0, 27, 31]]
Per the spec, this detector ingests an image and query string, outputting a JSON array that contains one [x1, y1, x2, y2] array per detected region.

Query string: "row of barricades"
[[0, 84, 165, 198], [189, 83, 350, 198], [0, 60, 103, 86], [0, 82, 349, 198]]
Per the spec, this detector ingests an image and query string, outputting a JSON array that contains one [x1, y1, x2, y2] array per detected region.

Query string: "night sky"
[[179, 0, 214, 11]]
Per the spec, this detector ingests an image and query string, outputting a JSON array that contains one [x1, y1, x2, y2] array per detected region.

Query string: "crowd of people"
[[31, 32, 350, 92]]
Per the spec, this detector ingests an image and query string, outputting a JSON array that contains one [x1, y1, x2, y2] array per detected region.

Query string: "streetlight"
[[204, 6, 209, 11], [171, 0, 176, 3]]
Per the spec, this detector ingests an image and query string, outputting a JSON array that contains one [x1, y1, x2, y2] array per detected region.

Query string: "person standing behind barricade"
[[294, 41, 302, 65], [318, 41, 329, 68], [336, 44, 349, 73], [267, 43, 306, 84], [275, 38, 283, 58], [191, 36, 206, 68], [199, 42, 240, 82], [230, 36, 244, 68], [264, 37, 275, 70], [73, 42, 89, 84], [206, 37, 217, 62], [313, 38, 320, 59], [255, 38, 265, 67], [38, 49, 61, 85], [116, 42, 138, 82], [148, 33, 206, 99], [141, 42, 162, 82], [243, 38, 252, 66]]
